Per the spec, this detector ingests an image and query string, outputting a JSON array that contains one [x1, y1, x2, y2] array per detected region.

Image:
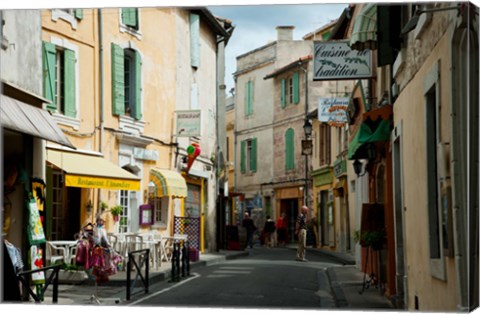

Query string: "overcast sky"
[[208, 3, 348, 92]]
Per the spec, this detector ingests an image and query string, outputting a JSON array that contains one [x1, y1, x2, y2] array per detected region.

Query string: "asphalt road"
[[129, 246, 343, 310]]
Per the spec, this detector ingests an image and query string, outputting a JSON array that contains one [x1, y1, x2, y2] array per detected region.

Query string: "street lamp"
[[353, 159, 367, 177]]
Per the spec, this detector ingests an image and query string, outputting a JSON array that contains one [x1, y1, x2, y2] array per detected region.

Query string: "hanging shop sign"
[[313, 41, 372, 81], [133, 147, 159, 161], [175, 110, 202, 137], [318, 97, 349, 127]]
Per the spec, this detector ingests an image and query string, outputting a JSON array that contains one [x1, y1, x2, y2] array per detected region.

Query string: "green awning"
[[348, 119, 391, 160], [349, 3, 377, 51]]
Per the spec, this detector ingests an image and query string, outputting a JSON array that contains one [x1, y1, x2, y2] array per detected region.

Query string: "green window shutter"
[[293, 72, 300, 104], [111, 43, 125, 116], [42, 42, 57, 110], [133, 50, 142, 120], [251, 138, 257, 172], [281, 79, 286, 108], [122, 8, 138, 28], [74, 9, 83, 20], [285, 128, 295, 170], [63, 49, 76, 118], [190, 13, 200, 68], [240, 140, 246, 173]]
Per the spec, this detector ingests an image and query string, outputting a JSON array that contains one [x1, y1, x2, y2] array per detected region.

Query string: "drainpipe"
[[97, 9, 104, 218]]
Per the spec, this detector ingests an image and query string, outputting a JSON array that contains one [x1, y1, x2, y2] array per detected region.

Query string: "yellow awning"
[[149, 168, 187, 198], [46, 149, 140, 190]]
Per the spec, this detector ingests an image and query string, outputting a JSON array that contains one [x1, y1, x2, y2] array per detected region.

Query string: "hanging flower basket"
[[110, 205, 123, 222], [113, 215, 120, 222]]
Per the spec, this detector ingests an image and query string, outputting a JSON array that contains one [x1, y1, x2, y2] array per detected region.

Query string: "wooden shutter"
[[63, 49, 76, 118], [293, 72, 300, 104], [74, 9, 83, 20], [133, 50, 142, 120], [251, 138, 257, 172], [281, 79, 286, 108], [377, 5, 402, 67], [42, 42, 57, 110], [190, 13, 200, 68], [285, 128, 295, 170], [123, 8, 138, 28], [240, 140, 246, 173], [111, 43, 125, 116]]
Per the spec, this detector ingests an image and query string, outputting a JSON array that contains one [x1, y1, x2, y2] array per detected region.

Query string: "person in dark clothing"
[[242, 212, 256, 249], [263, 215, 276, 247]]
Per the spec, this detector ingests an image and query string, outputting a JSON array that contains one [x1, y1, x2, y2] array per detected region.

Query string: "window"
[[59, 9, 83, 19], [425, 61, 446, 280], [43, 41, 76, 118], [111, 43, 142, 120], [153, 197, 168, 226], [319, 124, 331, 166], [121, 8, 139, 30], [190, 13, 200, 68], [285, 128, 295, 170], [245, 80, 254, 116], [281, 72, 300, 108], [118, 190, 130, 233], [240, 138, 257, 173]]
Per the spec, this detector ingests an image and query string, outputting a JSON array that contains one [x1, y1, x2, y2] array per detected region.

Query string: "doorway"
[[280, 199, 298, 243]]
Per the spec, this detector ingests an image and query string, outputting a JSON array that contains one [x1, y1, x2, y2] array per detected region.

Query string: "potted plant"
[[110, 205, 123, 222], [354, 229, 385, 250], [100, 201, 109, 212]]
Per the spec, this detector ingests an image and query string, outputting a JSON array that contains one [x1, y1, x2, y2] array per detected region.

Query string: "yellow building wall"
[[393, 28, 457, 311]]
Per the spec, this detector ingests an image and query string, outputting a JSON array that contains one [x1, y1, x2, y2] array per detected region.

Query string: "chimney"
[[276, 26, 295, 41]]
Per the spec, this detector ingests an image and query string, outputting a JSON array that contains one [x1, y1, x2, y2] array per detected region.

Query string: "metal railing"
[[16, 264, 62, 303], [126, 248, 149, 301]]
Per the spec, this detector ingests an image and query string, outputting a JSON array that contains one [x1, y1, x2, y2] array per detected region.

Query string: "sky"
[[208, 3, 348, 93]]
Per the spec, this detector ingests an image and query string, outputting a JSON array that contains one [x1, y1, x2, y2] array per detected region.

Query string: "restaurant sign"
[[318, 97, 349, 127], [65, 175, 140, 191], [313, 41, 372, 81], [175, 110, 202, 137]]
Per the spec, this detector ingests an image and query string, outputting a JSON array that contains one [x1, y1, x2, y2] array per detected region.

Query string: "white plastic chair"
[[46, 242, 67, 265]]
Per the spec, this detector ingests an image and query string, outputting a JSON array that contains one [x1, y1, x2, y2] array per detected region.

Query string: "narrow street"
[[130, 246, 341, 309]]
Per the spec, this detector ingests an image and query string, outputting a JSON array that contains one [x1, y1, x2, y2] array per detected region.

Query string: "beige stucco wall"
[[393, 19, 457, 311]]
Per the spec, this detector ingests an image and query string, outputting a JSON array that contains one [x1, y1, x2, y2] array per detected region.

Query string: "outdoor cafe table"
[[47, 240, 78, 264]]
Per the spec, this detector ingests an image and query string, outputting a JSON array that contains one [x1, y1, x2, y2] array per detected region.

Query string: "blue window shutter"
[[285, 128, 295, 170], [42, 42, 57, 110], [281, 79, 286, 108], [133, 50, 142, 120], [293, 72, 300, 104], [240, 140, 246, 173], [111, 43, 125, 116], [63, 49, 76, 118], [190, 13, 200, 68], [251, 138, 257, 172]]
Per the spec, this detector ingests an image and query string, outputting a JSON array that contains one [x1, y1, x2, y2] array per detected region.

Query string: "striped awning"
[[349, 3, 377, 51], [149, 168, 187, 198]]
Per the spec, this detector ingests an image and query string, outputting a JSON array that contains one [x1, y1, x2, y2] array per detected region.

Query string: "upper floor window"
[[245, 80, 254, 116], [190, 13, 200, 68], [281, 72, 300, 108], [285, 128, 295, 171], [319, 123, 331, 166], [121, 8, 139, 30], [43, 41, 77, 118], [111, 43, 142, 120], [240, 138, 257, 174]]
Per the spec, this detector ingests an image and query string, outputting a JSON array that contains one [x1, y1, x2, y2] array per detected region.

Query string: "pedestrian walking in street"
[[295, 205, 309, 262], [276, 212, 288, 247], [242, 212, 256, 249], [263, 215, 276, 247]]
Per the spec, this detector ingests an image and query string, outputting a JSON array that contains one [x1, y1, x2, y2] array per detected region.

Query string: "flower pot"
[[113, 215, 120, 222]]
